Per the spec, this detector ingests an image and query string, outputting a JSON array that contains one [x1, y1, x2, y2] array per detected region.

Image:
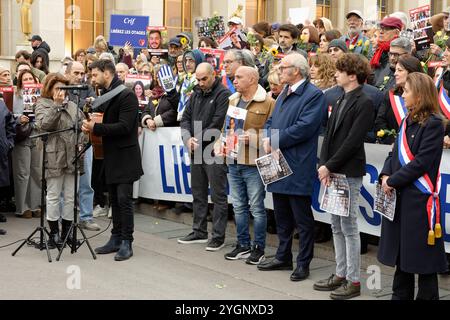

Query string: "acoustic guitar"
[[83, 101, 104, 160]]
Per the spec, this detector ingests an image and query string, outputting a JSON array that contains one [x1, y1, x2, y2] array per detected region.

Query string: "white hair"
[[99, 52, 115, 64], [285, 53, 310, 79]]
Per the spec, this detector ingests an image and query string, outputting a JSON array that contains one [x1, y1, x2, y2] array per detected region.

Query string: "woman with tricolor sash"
[[374, 55, 424, 144], [378, 73, 448, 300], [436, 38, 450, 148]]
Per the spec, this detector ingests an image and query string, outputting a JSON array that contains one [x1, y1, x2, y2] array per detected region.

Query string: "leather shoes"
[[290, 266, 310, 281], [257, 258, 293, 271]]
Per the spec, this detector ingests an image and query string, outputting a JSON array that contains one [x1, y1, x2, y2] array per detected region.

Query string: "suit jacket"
[[320, 85, 374, 177], [92, 76, 143, 184], [265, 80, 325, 196]]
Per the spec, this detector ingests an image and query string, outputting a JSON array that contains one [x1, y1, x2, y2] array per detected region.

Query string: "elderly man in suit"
[[257, 53, 326, 282]]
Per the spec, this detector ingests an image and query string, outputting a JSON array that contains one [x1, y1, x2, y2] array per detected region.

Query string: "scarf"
[[370, 36, 397, 69]]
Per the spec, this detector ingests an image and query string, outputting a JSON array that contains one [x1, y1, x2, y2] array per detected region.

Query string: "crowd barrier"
[[135, 128, 450, 253]]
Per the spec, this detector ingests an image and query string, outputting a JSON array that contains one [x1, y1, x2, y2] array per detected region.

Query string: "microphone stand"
[[57, 89, 96, 261], [12, 127, 74, 262]]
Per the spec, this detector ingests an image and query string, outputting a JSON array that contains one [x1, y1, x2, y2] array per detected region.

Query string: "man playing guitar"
[[82, 59, 143, 261]]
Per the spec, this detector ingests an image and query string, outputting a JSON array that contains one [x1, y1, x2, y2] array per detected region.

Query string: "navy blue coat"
[[265, 80, 325, 196], [378, 115, 447, 274]]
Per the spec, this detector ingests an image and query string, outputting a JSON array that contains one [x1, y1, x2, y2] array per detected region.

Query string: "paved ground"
[[0, 203, 449, 300]]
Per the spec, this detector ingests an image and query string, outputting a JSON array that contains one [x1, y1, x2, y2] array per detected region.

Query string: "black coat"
[[378, 115, 447, 274], [92, 76, 143, 185], [0, 101, 15, 187], [320, 86, 374, 177], [141, 89, 179, 127], [180, 78, 231, 158], [374, 88, 402, 145]]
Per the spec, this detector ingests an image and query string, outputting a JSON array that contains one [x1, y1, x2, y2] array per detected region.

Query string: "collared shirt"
[[289, 78, 306, 94]]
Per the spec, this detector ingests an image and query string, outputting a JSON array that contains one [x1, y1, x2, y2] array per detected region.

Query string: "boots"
[[95, 234, 122, 254], [47, 220, 60, 250], [114, 240, 133, 261], [60, 219, 74, 248]]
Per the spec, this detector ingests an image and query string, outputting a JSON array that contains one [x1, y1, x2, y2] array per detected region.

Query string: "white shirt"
[[289, 78, 306, 94]]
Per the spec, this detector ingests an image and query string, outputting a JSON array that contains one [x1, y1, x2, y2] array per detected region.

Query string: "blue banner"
[[109, 15, 149, 48]]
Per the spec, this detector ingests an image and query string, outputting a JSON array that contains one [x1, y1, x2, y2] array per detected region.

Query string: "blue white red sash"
[[438, 85, 450, 119], [397, 119, 442, 245], [389, 91, 408, 126], [222, 76, 236, 94]]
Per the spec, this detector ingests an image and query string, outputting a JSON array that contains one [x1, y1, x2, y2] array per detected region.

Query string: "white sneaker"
[[93, 205, 108, 218], [108, 207, 112, 219]]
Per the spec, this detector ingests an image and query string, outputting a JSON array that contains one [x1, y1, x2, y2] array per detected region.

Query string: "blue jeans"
[[228, 164, 266, 249], [331, 177, 362, 283], [79, 146, 94, 222]]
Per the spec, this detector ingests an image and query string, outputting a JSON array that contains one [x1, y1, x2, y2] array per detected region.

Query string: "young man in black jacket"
[[82, 59, 143, 261], [178, 63, 231, 251], [314, 53, 374, 300]]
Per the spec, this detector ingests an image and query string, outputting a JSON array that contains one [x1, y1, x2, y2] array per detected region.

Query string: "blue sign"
[[109, 15, 149, 48]]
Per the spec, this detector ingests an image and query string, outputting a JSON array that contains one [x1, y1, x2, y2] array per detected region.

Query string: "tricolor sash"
[[222, 76, 236, 94], [438, 85, 450, 119], [389, 91, 408, 126], [397, 119, 442, 245]]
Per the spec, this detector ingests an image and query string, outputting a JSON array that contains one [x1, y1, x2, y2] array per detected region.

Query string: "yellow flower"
[[270, 48, 279, 57], [445, 36, 449, 41], [180, 37, 188, 46], [187, 72, 192, 78], [152, 100, 158, 106], [384, 76, 390, 81], [300, 34, 308, 43], [213, 11, 219, 16], [421, 61, 426, 67], [377, 130, 385, 138], [357, 39, 363, 46], [437, 31, 443, 37], [349, 44, 355, 51], [364, 40, 370, 47]]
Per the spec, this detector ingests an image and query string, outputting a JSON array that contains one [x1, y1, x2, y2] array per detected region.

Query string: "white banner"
[[138, 128, 450, 252]]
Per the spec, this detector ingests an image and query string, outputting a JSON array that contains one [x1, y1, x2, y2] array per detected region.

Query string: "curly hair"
[[335, 53, 371, 85], [309, 54, 336, 89]]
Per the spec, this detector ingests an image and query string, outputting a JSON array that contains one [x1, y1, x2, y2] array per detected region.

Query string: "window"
[[378, 0, 387, 20], [64, 0, 105, 57], [246, 0, 267, 28], [316, 0, 331, 19], [165, 0, 192, 38]]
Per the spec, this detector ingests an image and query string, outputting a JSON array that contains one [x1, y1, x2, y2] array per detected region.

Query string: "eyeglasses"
[[388, 52, 406, 58], [223, 60, 235, 65], [278, 65, 296, 72]]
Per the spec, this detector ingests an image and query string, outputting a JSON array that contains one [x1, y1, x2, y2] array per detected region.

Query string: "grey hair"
[[286, 53, 310, 79], [390, 37, 412, 53], [229, 49, 255, 67], [116, 62, 129, 72], [99, 52, 115, 63]]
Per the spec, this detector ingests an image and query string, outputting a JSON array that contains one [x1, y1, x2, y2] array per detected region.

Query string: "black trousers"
[[92, 159, 107, 207], [272, 193, 315, 268], [108, 183, 134, 241], [392, 267, 439, 300]]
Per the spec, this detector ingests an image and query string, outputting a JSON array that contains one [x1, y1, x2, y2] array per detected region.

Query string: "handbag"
[[14, 123, 32, 143]]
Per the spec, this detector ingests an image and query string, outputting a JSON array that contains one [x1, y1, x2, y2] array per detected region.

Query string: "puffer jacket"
[[34, 98, 86, 178]]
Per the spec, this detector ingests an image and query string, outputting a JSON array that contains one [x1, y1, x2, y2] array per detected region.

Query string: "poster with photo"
[[199, 48, 225, 74], [22, 83, 42, 111], [146, 26, 169, 61], [218, 27, 249, 50], [195, 16, 226, 42], [255, 149, 293, 186], [320, 173, 350, 217], [220, 105, 247, 159], [125, 74, 152, 110], [409, 5, 433, 51], [0, 86, 14, 112], [374, 183, 397, 221]]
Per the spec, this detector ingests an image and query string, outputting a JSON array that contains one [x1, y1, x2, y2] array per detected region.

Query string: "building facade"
[[0, 0, 449, 61]]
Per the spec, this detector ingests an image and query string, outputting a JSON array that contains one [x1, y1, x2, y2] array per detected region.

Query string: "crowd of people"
[[1, 8, 450, 300]]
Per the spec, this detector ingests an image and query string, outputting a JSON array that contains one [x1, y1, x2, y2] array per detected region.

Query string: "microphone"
[[58, 84, 89, 91]]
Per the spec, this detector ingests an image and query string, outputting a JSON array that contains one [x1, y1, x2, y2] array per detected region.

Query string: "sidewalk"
[[0, 204, 448, 300]]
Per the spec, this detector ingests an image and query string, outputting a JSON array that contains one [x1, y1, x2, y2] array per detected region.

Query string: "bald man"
[[65, 61, 100, 233], [179, 62, 231, 251], [222, 66, 275, 264]]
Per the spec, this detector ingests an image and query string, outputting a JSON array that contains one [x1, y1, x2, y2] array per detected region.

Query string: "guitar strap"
[[92, 84, 127, 111]]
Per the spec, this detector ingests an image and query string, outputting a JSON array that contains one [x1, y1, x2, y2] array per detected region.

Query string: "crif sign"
[[109, 15, 149, 48]]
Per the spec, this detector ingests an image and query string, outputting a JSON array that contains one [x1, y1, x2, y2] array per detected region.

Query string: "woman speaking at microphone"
[[378, 72, 448, 300], [35, 73, 87, 249]]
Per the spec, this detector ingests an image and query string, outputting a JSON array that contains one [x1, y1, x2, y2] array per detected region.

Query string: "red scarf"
[[370, 36, 398, 68]]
